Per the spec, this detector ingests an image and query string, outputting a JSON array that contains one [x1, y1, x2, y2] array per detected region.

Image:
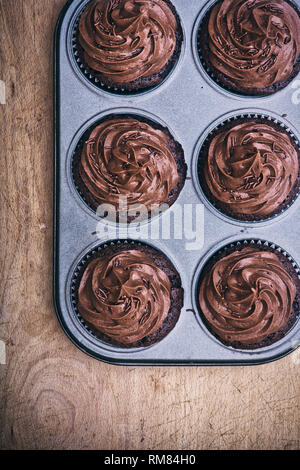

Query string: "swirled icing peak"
[[78, 249, 171, 344], [199, 247, 297, 345], [79, 117, 179, 213], [203, 121, 299, 217], [78, 0, 178, 83], [207, 0, 300, 90]]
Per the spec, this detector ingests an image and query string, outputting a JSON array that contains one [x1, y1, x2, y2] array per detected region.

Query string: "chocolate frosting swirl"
[[78, 249, 171, 344], [199, 247, 297, 345], [207, 0, 300, 90], [79, 117, 179, 213], [203, 121, 299, 217], [78, 0, 178, 84]]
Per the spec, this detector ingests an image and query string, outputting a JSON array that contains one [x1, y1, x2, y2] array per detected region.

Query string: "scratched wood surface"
[[0, 0, 299, 450]]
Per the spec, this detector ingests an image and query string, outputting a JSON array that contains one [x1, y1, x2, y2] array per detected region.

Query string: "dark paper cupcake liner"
[[195, 238, 300, 350], [70, 239, 184, 349], [195, 0, 300, 97], [71, 0, 184, 95], [71, 112, 187, 222], [197, 112, 300, 223]]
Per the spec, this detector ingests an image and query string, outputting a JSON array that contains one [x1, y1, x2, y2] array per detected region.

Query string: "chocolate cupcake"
[[198, 116, 300, 221], [197, 241, 300, 350], [197, 0, 300, 96], [72, 241, 184, 348], [75, 0, 183, 93], [72, 114, 186, 221]]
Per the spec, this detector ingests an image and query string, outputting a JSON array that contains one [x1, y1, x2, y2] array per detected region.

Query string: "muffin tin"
[[54, 0, 300, 365]]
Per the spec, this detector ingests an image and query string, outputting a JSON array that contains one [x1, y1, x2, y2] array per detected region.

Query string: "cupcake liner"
[[194, 238, 300, 351], [70, 112, 187, 222], [69, 239, 184, 349], [70, 0, 184, 95], [195, 111, 300, 225], [194, 0, 300, 98]]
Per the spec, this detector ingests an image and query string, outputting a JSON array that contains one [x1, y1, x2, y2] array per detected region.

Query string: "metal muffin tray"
[[54, 0, 300, 365]]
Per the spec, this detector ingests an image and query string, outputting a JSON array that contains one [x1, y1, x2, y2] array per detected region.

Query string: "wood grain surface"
[[0, 0, 299, 450]]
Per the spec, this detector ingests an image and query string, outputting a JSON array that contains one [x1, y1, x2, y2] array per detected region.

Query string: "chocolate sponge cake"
[[197, 0, 300, 96], [198, 117, 300, 221], [75, 0, 183, 92], [72, 114, 186, 221], [72, 241, 184, 348], [198, 242, 300, 350]]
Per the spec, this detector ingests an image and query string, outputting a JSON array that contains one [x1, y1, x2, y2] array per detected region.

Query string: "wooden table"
[[0, 0, 299, 450]]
